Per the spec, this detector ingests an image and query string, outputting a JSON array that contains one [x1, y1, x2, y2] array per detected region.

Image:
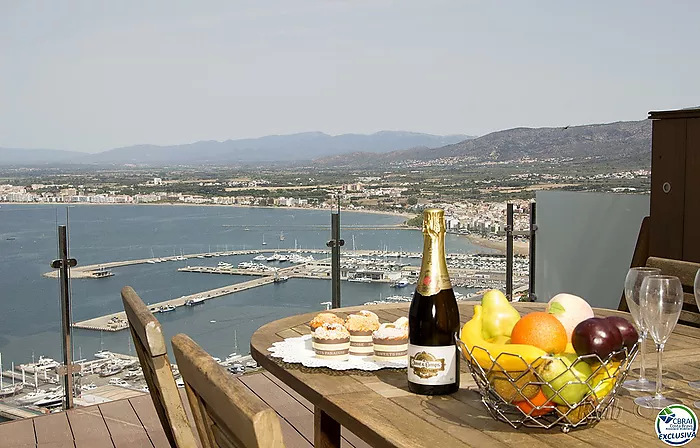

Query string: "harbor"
[[71, 251, 527, 332], [0, 348, 258, 420]]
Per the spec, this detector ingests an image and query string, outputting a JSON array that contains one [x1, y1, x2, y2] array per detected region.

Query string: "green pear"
[[480, 289, 521, 340], [537, 353, 593, 406]]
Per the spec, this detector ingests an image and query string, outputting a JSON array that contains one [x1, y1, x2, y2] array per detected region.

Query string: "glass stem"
[[639, 334, 647, 381], [655, 343, 664, 399]]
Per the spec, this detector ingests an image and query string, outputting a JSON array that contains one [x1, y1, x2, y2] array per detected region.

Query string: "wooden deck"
[[0, 372, 370, 448]]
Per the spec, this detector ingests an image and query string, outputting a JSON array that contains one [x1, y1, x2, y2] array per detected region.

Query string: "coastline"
[[462, 234, 529, 256], [0, 201, 414, 220]]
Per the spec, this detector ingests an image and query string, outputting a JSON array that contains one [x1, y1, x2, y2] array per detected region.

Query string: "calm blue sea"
[[0, 204, 493, 365]]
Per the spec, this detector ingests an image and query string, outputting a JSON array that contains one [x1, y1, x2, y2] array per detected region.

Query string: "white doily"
[[268, 334, 407, 371]]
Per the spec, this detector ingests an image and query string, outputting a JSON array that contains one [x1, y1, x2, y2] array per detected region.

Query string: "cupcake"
[[309, 312, 345, 331], [313, 323, 351, 361], [345, 310, 380, 357], [373, 319, 409, 362]]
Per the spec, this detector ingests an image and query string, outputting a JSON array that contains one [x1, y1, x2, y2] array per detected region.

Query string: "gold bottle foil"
[[415, 209, 452, 296]]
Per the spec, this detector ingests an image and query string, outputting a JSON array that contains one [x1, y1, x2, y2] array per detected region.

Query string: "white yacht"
[[348, 277, 372, 283], [252, 255, 267, 261], [80, 383, 97, 391], [94, 350, 114, 359], [18, 389, 51, 404], [99, 363, 124, 377], [36, 356, 60, 370], [34, 393, 65, 407], [391, 278, 410, 288]]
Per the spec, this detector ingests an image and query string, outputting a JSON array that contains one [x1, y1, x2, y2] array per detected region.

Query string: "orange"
[[515, 389, 555, 417], [510, 312, 567, 354]]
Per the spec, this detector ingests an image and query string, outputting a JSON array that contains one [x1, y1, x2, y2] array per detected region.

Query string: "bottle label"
[[407, 344, 457, 385]]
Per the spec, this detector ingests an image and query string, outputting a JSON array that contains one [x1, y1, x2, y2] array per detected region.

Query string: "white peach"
[[546, 293, 595, 342]]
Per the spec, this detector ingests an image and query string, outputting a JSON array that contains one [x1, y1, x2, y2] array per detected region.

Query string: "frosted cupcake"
[[373, 319, 409, 362], [313, 323, 351, 361], [309, 312, 345, 331], [345, 310, 380, 357]]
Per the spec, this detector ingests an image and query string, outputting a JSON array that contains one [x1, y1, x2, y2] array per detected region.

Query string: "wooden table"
[[251, 301, 700, 448]]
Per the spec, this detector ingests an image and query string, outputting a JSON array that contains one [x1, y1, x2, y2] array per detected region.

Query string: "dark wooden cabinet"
[[649, 108, 700, 262]]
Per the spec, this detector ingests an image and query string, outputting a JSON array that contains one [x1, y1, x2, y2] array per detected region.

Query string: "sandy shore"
[[0, 202, 414, 220], [462, 234, 529, 256]]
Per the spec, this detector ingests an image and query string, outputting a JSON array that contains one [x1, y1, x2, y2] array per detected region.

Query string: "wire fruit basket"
[[455, 334, 639, 433]]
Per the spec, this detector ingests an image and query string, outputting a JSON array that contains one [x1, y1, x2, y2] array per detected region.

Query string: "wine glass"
[[622, 267, 661, 392], [689, 268, 700, 409], [634, 275, 684, 409]]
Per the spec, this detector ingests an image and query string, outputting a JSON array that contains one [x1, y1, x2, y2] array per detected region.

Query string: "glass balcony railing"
[[534, 191, 650, 309]]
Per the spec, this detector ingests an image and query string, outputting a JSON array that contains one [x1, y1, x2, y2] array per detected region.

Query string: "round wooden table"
[[250, 302, 700, 448]]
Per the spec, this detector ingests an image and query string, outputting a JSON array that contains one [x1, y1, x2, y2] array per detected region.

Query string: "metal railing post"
[[326, 195, 344, 308], [51, 225, 77, 410], [528, 202, 537, 302], [506, 203, 514, 300]]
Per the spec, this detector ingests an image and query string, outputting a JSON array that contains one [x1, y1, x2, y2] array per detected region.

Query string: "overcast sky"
[[1, 1, 698, 153]]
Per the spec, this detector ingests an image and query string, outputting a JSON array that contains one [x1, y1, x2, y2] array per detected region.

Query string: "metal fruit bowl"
[[455, 334, 639, 433]]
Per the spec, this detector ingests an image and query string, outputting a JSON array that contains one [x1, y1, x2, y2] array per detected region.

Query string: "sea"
[[0, 204, 495, 367]]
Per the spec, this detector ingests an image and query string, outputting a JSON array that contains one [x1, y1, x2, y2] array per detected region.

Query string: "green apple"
[[537, 353, 593, 406]]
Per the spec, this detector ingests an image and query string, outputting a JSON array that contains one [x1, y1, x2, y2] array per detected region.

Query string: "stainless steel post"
[[506, 203, 514, 300], [326, 195, 344, 309], [51, 225, 77, 409], [528, 202, 537, 302]]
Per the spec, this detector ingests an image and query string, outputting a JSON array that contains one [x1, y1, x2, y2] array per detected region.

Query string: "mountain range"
[[0, 132, 472, 165], [0, 119, 652, 167], [314, 120, 651, 167]]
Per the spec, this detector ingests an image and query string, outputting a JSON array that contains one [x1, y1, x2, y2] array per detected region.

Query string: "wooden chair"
[[644, 257, 700, 327], [171, 333, 285, 448], [121, 286, 199, 448]]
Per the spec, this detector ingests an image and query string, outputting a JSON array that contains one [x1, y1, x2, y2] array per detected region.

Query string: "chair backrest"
[[121, 286, 198, 448], [645, 257, 700, 327], [171, 333, 285, 448]]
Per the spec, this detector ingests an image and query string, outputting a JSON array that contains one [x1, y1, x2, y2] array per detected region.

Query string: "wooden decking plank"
[[128, 395, 172, 448], [260, 372, 370, 448], [0, 417, 36, 447], [263, 370, 314, 411], [33, 412, 74, 447], [239, 374, 315, 442], [277, 417, 314, 448], [66, 405, 114, 448], [99, 399, 154, 447]]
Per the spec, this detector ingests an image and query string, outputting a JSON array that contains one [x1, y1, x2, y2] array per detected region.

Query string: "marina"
[[71, 251, 525, 332], [1, 204, 504, 372], [0, 348, 260, 421]]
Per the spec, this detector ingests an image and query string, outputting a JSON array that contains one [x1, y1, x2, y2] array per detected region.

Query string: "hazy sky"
[[1, 1, 698, 152]]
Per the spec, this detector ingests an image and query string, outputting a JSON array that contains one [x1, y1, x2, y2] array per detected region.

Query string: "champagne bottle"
[[408, 208, 460, 395]]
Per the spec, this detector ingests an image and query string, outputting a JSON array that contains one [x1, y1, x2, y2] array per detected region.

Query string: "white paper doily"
[[268, 334, 407, 371]]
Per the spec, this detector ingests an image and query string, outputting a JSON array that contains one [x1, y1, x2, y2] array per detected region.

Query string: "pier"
[[71, 255, 519, 332], [72, 264, 301, 332], [0, 402, 43, 420]]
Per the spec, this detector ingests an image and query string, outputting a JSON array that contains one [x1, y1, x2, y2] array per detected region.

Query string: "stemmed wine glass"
[[689, 268, 700, 409], [623, 267, 661, 392], [635, 275, 684, 409]]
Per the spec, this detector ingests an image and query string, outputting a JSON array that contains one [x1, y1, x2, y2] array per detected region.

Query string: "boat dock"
[[72, 264, 300, 332], [0, 402, 43, 420], [42, 248, 351, 279]]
